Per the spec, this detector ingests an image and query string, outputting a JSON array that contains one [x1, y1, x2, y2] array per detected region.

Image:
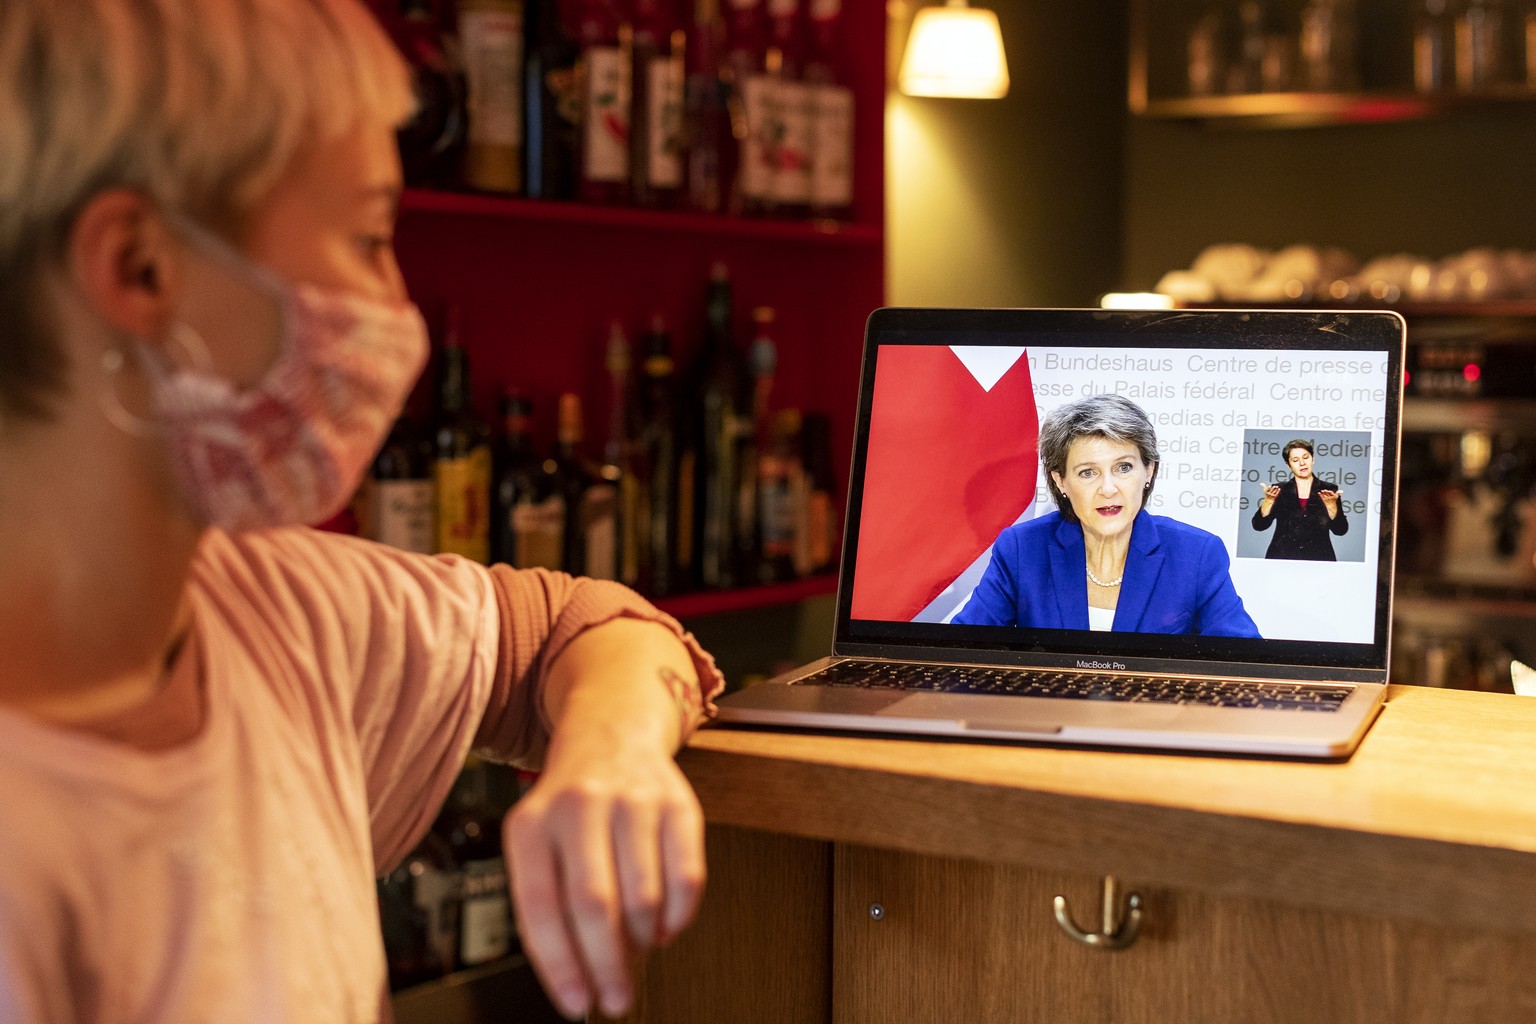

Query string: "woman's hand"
[[502, 620, 707, 1021], [1259, 483, 1280, 516], [1318, 489, 1340, 518]]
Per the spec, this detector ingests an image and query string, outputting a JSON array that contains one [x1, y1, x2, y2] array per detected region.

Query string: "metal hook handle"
[[1052, 875, 1143, 951]]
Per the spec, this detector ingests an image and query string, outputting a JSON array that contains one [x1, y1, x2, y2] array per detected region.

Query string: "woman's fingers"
[[549, 788, 632, 1019], [504, 809, 593, 1021], [657, 793, 707, 944], [612, 798, 665, 946]]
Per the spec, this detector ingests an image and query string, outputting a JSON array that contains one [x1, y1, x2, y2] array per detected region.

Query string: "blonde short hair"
[[0, 0, 414, 421]]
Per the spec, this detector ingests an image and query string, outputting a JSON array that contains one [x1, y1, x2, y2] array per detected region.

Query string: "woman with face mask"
[[0, 3, 721, 1021], [1251, 438, 1349, 560]]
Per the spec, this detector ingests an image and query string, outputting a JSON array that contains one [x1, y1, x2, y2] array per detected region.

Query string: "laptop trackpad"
[[878, 693, 1064, 734]]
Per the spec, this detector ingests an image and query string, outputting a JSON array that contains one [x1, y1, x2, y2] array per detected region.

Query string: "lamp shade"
[[898, 2, 1010, 99]]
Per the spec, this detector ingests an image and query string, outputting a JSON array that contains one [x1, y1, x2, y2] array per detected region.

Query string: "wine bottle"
[[524, 0, 582, 199], [577, 0, 633, 203], [636, 316, 681, 595], [757, 407, 802, 582], [366, 413, 436, 554], [492, 392, 551, 566], [805, 0, 853, 218], [630, 0, 687, 207], [433, 308, 493, 562], [797, 410, 836, 575], [600, 321, 642, 585], [440, 759, 515, 970], [683, 0, 729, 213], [721, 0, 764, 214], [459, 0, 526, 193], [736, 304, 777, 580], [395, 0, 468, 189], [546, 393, 599, 573], [377, 829, 461, 990], [765, 0, 811, 215], [692, 263, 748, 588], [735, 0, 779, 215]]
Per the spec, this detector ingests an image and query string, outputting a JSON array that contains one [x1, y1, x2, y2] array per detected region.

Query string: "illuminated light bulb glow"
[[899, 3, 1010, 99]]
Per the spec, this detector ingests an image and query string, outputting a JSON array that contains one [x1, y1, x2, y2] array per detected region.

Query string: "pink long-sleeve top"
[[0, 527, 724, 1023]]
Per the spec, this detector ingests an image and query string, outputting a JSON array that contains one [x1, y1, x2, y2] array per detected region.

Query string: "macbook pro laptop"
[[716, 307, 1406, 758]]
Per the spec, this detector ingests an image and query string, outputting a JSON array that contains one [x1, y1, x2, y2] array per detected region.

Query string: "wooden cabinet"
[[610, 685, 1536, 1023]]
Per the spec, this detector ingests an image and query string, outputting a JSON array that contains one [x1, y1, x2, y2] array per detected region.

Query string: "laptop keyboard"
[[793, 660, 1352, 712]]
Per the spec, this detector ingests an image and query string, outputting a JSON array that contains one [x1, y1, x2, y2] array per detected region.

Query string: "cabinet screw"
[[869, 903, 885, 921]]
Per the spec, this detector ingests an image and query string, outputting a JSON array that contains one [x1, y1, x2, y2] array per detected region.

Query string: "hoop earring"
[[98, 347, 155, 437]]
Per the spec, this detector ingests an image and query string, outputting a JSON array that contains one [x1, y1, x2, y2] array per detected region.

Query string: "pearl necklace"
[[1086, 567, 1124, 588]]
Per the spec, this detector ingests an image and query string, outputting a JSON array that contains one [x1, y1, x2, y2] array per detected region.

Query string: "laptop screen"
[[836, 308, 1405, 680]]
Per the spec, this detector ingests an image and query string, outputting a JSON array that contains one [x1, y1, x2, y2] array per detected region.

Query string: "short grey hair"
[[0, 0, 414, 422], [1039, 393, 1161, 523]]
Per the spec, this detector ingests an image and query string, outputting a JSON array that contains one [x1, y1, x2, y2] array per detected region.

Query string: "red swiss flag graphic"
[[850, 346, 1039, 621]]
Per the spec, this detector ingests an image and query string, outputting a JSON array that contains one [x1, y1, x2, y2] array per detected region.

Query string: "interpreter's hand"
[[1262, 484, 1281, 502], [1318, 489, 1340, 517], [502, 715, 705, 1021]]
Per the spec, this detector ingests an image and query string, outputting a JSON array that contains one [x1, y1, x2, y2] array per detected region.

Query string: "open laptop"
[[716, 307, 1406, 758]]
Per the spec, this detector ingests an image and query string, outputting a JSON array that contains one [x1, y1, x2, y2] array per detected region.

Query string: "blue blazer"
[[953, 510, 1261, 637]]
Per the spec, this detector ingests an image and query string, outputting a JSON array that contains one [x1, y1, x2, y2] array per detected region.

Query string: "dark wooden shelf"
[[651, 574, 838, 619], [1135, 89, 1536, 128], [400, 187, 883, 247], [391, 955, 564, 1024]]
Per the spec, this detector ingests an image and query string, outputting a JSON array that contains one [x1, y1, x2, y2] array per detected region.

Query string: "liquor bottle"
[[366, 413, 437, 554], [433, 309, 493, 562], [736, 305, 777, 579], [636, 316, 681, 595], [796, 410, 836, 575], [600, 322, 642, 585], [692, 263, 749, 588], [459, 0, 526, 193], [734, 0, 779, 215], [524, 0, 583, 199], [492, 392, 552, 566], [804, 0, 853, 219], [440, 758, 515, 970], [545, 392, 600, 573], [765, 0, 811, 214], [395, 0, 468, 189], [577, 0, 633, 203], [721, 0, 764, 214], [630, 0, 687, 207], [683, 0, 729, 213], [377, 829, 461, 990], [757, 407, 802, 582]]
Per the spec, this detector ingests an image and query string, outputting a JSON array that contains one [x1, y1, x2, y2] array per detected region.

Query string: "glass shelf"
[[400, 187, 883, 247], [1134, 89, 1536, 128]]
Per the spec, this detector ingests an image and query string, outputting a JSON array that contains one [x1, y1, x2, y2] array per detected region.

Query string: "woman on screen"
[[953, 394, 1260, 637], [1251, 438, 1348, 560]]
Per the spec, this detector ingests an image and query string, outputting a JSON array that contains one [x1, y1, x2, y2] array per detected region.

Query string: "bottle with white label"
[[766, 0, 811, 214], [805, 0, 853, 218], [459, 0, 525, 193], [631, 0, 687, 207], [578, 0, 633, 203], [366, 415, 436, 555]]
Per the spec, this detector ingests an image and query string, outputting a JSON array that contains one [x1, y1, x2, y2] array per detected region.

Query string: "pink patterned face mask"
[[133, 229, 429, 532]]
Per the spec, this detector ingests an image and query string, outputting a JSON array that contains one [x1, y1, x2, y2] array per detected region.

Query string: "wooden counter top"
[[679, 685, 1536, 935]]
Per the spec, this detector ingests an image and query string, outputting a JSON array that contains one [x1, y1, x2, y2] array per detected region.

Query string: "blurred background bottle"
[[577, 0, 633, 203], [684, 0, 729, 212], [630, 0, 687, 207], [805, 0, 853, 219], [459, 0, 526, 193], [366, 414, 437, 554], [394, 0, 469, 188], [433, 308, 493, 562], [523, 0, 582, 199], [636, 316, 682, 595], [492, 391, 551, 567], [692, 263, 748, 588]]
